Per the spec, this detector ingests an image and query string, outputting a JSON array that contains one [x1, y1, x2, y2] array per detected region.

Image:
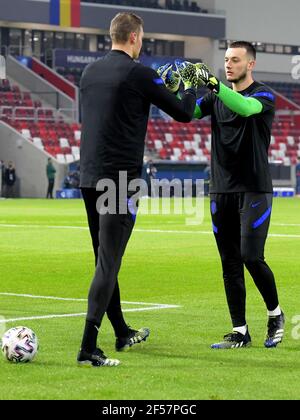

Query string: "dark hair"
[[228, 41, 256, 60], [110, 12, 144, 44]]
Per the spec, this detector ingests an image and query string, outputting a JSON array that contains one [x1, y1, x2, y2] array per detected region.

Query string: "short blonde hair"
[[110, 12, 144, 44]]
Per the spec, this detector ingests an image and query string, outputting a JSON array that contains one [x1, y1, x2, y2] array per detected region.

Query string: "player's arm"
[[193, 94, 214, 119], [131, 65, 197, 123], [196, 63, 268, 117], [174, 90, 213, 120], [216, 83, 263, 117], [174, 91, 203, 119], [193, 101, 202, 119]]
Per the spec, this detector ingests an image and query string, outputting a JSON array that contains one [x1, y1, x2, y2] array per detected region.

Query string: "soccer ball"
[[1, 326, 38, 363]]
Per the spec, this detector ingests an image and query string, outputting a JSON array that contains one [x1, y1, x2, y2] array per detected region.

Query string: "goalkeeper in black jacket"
[[77, 12, 197, 367]]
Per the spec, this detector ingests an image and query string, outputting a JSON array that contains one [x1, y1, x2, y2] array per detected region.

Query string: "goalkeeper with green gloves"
[[197, 41, 284, 349], [156, 60, 202, 93], [163, 41, 284, 350]]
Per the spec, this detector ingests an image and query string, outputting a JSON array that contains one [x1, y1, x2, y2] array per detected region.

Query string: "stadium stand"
[[80, 0, 203, 13], [263, 82, 300, 107], [146, 118, 211, 162], [146, 115, 300, 165], [56, 67, 82, 86], [0, 0, 298, 199], [0, 79, 81, 163], [1, 75, 300, 166]]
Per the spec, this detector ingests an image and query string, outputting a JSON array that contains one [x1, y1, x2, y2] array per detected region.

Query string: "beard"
[[227, 69, 248, 84]]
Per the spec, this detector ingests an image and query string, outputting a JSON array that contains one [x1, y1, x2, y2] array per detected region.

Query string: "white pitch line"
[[0, 293, 181, 324], [0, 304, 181, 324], [268, 233, 300, 238], [0, 292, 87, 302], [0, 313, 86, 323], [273, 223, 300, 227], [135, 229, 300, 239], [0, 292, 180, 307], [135, 228, 213, 235], [0, 223, 88, 230], [122, 301, 177, 306], [0, 223, 299, 238], [124, 305, 180, 312]]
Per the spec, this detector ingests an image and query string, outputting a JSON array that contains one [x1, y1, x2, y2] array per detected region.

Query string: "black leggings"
[[210, 192, 279, 327], [81, 188, 135, 335]]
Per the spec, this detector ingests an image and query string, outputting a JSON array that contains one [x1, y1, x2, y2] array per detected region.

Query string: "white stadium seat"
[[59, 137, 69, 148], [74, 130, 81, 141], [21, 128, 31, 138], [56, 154, 66, 163], [65, 154, 74, 163], [32, 137, 44, 149]]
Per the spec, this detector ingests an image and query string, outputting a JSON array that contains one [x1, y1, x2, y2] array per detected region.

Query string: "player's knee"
[[221, 257, 243, 278], [241, 251, 261, 266]]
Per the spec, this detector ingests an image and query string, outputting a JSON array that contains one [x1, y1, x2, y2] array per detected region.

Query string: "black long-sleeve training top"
[[79, 50, 196, 187], [197, 82, 275, 193]]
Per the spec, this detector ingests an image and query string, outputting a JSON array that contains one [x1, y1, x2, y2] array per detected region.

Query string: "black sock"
[[107, 313, 130, 338], [81, 320, 100, 353], [106, 282, 130, 338]]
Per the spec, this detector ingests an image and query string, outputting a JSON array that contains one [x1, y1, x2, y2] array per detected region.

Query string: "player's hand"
[[195, 63, 220, 93], [156, 63, 181, 93], [174, 60, 199, 90]]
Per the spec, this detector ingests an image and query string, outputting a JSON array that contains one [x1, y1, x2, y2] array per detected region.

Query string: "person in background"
[[145, 159, 157, 197], [4, 161, 16, 198], [0, 160, 5, 197], [46, 158, 56, 199]]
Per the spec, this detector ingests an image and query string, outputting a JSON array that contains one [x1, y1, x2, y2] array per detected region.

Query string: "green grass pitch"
[[0, 197, 300, 400]]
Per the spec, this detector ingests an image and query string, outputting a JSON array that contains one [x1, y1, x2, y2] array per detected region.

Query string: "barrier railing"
[[0, 106, 76, 123]]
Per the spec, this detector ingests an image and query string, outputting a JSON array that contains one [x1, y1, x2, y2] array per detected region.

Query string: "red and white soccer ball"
[[1, 326, 38, 363]]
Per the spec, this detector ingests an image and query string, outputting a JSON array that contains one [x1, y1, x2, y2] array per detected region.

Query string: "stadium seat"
[[56, 154, 66, 163], [21, 128, 31, 138], [74, 130, 81, 141], [59, 137, 70, 148], [65, 154, 74, 163], [32, 137, 44, 149]]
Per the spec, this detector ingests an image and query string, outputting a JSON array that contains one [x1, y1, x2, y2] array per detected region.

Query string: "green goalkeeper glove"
[[175, 60, 199, 90], [156, 63, 181, 93], [195, 63, 220, 94]]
